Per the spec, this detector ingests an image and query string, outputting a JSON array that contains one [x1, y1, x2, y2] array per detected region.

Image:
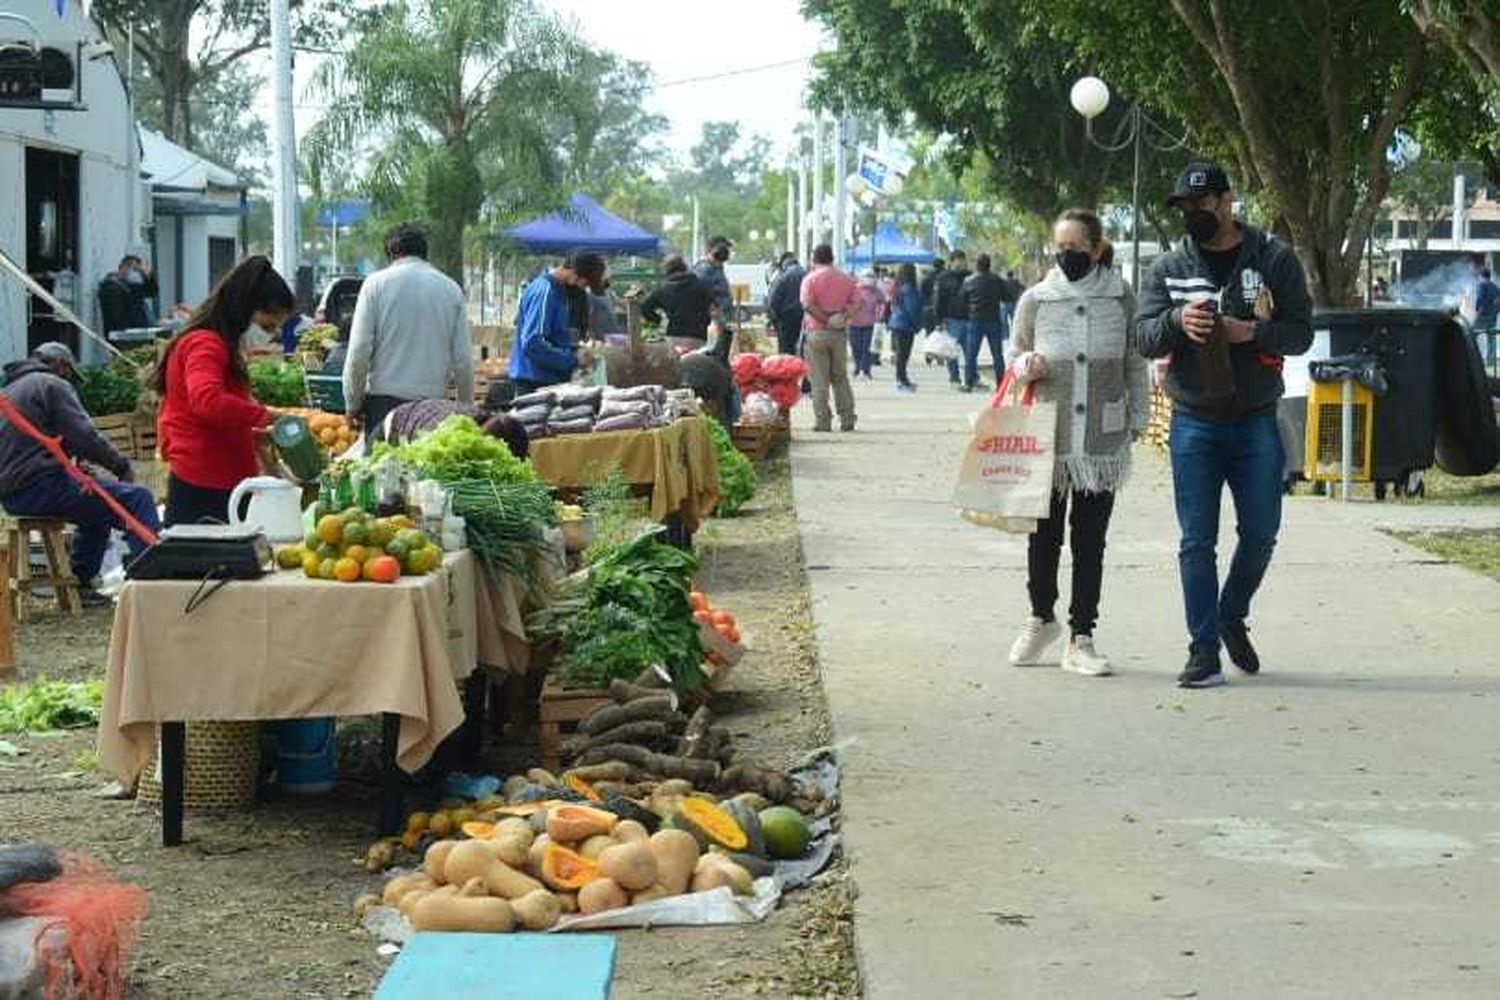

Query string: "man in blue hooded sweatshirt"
[[509, 252, 606, 392]]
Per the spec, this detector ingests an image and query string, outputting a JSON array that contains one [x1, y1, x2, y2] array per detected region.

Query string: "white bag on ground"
[[922, 328, 961, 361]]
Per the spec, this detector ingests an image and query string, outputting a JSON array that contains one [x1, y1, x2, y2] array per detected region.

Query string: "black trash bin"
[[1311, 309, 1447, 486]]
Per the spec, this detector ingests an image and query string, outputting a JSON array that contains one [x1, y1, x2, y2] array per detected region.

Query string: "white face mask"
[[124, 269, 145, 286]]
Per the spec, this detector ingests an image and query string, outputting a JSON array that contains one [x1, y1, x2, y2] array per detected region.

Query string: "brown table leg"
[[161, 722, 185, 846], [378, 713, 403, 835]]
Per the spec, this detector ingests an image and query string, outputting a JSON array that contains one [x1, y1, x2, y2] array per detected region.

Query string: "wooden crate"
[[730, 422, 777, 461], [131, 412, 159, 461], [537, 683, 615, 773], [93, 413, 135, 453]]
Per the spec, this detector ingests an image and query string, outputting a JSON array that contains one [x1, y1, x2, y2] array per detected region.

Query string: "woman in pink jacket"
[[848, 270, 885, 380]]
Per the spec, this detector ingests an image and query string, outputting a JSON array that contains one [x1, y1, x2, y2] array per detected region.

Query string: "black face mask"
[[1184, 209, 1220, 243], [1055, 249, 1094, 282], [712, 250, 729, 263]]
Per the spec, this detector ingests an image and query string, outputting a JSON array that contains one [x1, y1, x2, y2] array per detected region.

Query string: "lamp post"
[[1069, 76, 1186, 292]]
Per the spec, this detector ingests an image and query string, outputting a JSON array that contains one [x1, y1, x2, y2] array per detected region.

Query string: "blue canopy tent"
[[844, 222, 936, 268], [503, 193, 665, 256]]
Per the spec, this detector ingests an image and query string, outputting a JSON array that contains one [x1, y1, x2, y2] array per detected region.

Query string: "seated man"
[[0, 343, 161, 601]]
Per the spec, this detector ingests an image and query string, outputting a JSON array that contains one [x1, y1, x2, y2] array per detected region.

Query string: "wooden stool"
[[6, 518, 81, 621], [0, 541, 14, 679]]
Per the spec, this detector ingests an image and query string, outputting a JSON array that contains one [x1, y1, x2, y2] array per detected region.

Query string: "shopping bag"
[[922, 327, 962, 361], [952, 372, 1056, 533]]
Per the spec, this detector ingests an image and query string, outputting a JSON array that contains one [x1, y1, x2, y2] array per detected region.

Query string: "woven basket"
[[137, 721, 261, 810]]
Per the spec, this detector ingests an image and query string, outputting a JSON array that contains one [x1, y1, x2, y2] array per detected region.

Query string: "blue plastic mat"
[[375, 932, 616, 999]]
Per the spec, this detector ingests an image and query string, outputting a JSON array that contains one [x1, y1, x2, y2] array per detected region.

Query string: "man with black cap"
[[0, 343, 161, 600], [1136, 161, 1313, 690], [695, 236, 736, 323]]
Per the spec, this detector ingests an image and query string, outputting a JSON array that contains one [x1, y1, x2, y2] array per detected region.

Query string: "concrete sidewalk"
[[790, 364, 1500, 999]]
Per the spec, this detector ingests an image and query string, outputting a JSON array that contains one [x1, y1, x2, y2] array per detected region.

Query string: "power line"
[[653, 55, 816, 90]]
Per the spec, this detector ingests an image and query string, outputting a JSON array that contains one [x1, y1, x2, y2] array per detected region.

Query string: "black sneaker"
[[1177, 648, 1225, 689], [1220, 620, 1260, 675]]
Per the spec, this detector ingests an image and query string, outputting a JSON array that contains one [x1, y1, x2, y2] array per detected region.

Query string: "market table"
[[526, 416, 721, 534], [99, 551, 481, 846]]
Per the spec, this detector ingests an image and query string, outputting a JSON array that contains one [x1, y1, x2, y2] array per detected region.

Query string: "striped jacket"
[[1135, 224, 1313, 419]]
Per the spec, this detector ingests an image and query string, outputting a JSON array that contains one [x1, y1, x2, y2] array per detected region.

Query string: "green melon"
[[758, 806, 812, 860]]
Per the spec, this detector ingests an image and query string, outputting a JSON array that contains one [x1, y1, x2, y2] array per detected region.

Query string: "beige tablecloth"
[[98, 552, 479, 784], [474, 562, 536, 679], [527, 417, 722, 530]]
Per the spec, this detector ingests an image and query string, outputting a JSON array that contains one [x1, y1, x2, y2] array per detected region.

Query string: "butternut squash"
[[578, 877, 629, 915], [556, 892, 579, 914], [578, 834, 619, 861], [630, 884, 672, 905], [423, 840, 459, 884], [648, 829, 700, 895], [491, 819, 535, 868], [444, 839, 545, 899], [382, 872, 435, 908], [546, 804, 618, 843], [613, 819, 650, 846], [690, 854, 753, 896], [511, 889, 562, 931], [598, 843, 658, 892], [527, 833, 552, 875], [410, 893, 516, 933], [540, 844, 602, 891]]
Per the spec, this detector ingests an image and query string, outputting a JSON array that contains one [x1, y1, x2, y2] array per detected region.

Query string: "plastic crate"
[[1304, 380, 1374, 482], [305, 374, 345, 414]]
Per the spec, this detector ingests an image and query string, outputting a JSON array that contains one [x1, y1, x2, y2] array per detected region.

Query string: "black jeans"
[[165, 475, 233, 527], [775, 318, 802, 357], [891, 329, 916, 385], [1027, 488, 1117, 636]]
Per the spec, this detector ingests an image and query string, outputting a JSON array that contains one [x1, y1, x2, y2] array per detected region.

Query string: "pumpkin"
[[510, 888, 563, 931], [564, 774, 603, 802], [600, 792, 660, 832], [461, 821, 496, 840], [540, 843, 603, 891], [578, 878, 629, 915], [444, 840, 545, 899], [410, 894, 516, 933], [647, 829, 700, 895], [672, 799, 748, 851], [598, 842, 658, 891], [718, 799, 767, 857], [546, 804, 619, 843], [712, 848, 774, 879]]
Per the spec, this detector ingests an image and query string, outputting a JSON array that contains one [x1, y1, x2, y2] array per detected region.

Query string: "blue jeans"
[[1169, 410, 1285, 651], [945, 318, 980, 385], [848, 325, 875, 376], [2, 469, 160, 583], [973, 320, 1004, 383]]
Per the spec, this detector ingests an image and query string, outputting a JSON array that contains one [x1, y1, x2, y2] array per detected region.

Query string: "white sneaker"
[[1009, 617, 1064, 666], [1062, 635, 1112, 677]]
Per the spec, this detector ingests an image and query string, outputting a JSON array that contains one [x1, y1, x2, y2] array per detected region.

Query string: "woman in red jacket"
[[154, 256, 295, 526]]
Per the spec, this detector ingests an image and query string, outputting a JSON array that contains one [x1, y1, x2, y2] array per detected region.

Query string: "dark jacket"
[[97, 272, 158, 333], [919, 267, 943, 327], [1135, 223, 1313, 420], [889, 281, 923, 332], [961, 271, 1007, 323], [640, 272, 715, 342], [0, 361, 131, 496], [935, 267, 970, 321], [766, 264, 807, 329], [694, 259, 734, 317]]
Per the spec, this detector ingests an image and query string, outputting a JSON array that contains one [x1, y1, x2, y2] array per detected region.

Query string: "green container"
[[271, 415, 325, 482]]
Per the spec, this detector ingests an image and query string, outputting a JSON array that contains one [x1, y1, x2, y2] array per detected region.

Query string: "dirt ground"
[[0, 453, 859, 999]]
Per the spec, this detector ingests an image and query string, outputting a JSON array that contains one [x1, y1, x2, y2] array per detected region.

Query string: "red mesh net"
[[2, 853, 149, 1000]]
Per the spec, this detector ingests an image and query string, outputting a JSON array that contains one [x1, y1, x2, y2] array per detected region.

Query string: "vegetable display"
[[0, 679, 103, 733], [249, 360, 308, 407], [75, 365, 141, 417], [529, 529, 705, 692], [704, 418, 756, 517], [377, 415, 534, 484]]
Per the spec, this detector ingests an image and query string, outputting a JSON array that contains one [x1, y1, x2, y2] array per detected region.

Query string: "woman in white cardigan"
[[1005, 210, 1150, 676]]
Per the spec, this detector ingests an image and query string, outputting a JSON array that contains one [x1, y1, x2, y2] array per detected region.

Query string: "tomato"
[[726, 627, 741, 645], [692, 610, 713, 625], [366, 555, 401, 584], [689, 591, 709, 612], [711, 610, 735, 629]]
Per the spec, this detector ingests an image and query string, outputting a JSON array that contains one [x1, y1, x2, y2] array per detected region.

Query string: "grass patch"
[[1419, 469, 1500, 505], [1389, 528, 1500, 579]]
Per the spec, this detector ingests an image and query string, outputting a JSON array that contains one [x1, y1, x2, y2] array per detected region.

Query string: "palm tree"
[[306, 0, 577, 281]]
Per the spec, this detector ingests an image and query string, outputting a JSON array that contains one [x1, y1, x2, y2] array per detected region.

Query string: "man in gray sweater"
[[0, 343, 160, 597], [343, 224, 475, 439]]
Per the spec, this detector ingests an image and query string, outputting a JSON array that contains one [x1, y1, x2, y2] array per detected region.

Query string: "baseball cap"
[[707, 235, 734, 251], [32, 342, 77, 367], [1166, 161, 1230, 207]]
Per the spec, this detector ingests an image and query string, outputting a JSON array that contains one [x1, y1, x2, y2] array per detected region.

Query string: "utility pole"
[[832, 116, 847, 267], [270, 0, 299, 280], [785, 165, 796, 259], [797, 155, 809, 263], [690, 195, 701, 258], [811, 115, 825, 248]]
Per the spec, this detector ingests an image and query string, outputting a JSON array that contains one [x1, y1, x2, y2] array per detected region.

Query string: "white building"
[[0, 0, 141, 364], [140, 127, 244, 313]]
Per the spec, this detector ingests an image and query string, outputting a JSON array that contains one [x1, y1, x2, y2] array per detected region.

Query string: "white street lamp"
[[1069, 76, 1111, 120]]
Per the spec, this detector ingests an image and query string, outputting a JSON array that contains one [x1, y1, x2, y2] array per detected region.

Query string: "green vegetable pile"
[[249, 360, 308, 407], [0, 678, 104, 733], [377, 416, 555, 582], [75, 364, 141, 417], [530, 528, 705, 693], [706, 417, 756, 516]]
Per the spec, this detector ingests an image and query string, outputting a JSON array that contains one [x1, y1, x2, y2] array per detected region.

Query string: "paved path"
[[790, 362, 1500, 999]]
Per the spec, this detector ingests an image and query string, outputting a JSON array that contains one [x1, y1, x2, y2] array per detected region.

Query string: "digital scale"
[[125, 525, 274, 581]]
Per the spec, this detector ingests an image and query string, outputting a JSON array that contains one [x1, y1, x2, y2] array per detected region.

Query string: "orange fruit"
[[366, 555, 401, 584], [344, 544, 369, 565], [319, 557, 339, 580], [302, 552, 322, 579], [316, 514, 343, 545], [411, 546, 440, 574], [334, 557, 361, 582]]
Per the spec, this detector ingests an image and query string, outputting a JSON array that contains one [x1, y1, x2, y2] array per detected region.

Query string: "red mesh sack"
[[1, 853, 149, 1000], [766, 380, 803, 411], [761, 355, 809, 381], [730, 353, 763, 386]]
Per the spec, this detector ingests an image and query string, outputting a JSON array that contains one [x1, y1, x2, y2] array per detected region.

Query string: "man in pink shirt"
[[799, 243, 860, 432]]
